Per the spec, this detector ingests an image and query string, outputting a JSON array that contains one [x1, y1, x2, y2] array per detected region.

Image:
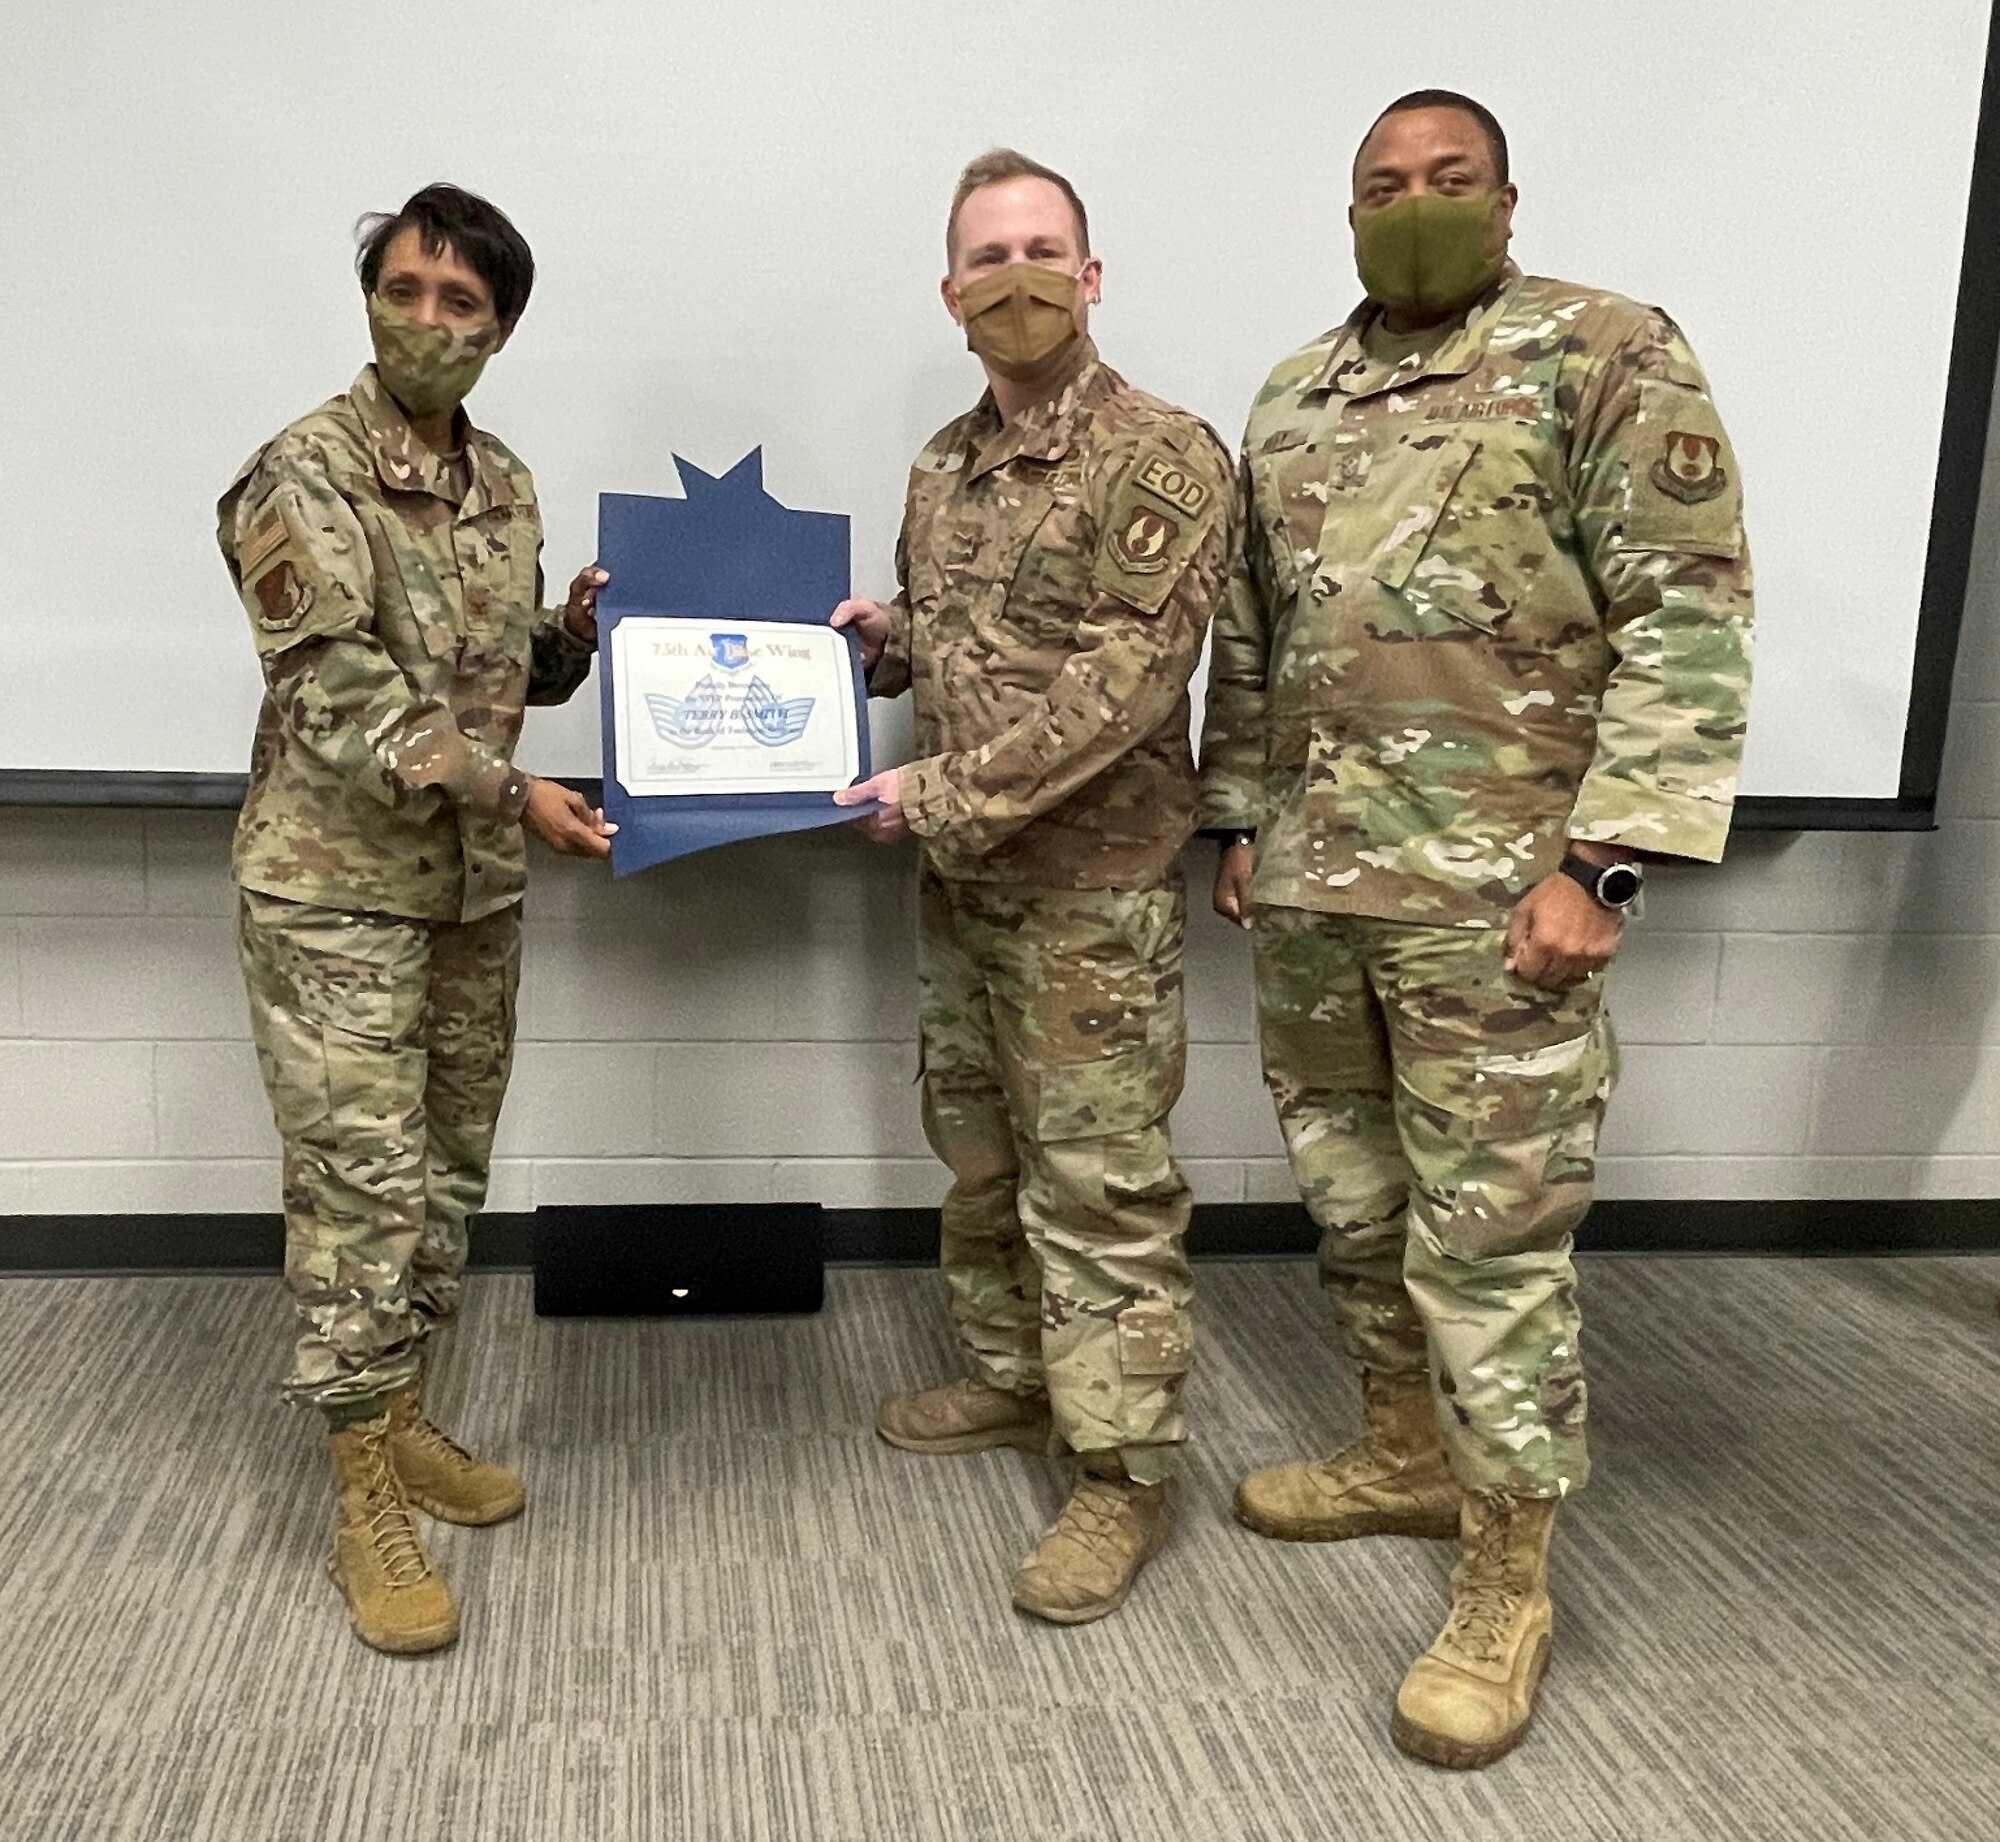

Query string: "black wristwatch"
[[1559, 852, 1643, 911]]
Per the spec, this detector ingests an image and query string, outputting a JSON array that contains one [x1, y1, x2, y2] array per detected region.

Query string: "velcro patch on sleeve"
[[1622, 379, 1744, 559], [238, 504, 291, 580], [1133, 448, 1213, 520], [1092, 448, 1222, 616], [240, 493, 316, 633]]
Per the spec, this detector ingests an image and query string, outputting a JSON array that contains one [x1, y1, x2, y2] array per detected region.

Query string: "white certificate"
[[611, 617, 862, 798]]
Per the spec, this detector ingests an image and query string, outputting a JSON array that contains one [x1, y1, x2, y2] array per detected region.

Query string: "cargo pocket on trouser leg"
[[1023, 1043, 1194, 1482], [1109, 1296, 1196, 1484], [1394, 1018, 1616, 1497]]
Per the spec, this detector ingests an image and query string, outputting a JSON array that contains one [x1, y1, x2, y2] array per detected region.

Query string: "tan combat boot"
[[1235, 1370, 1461, 1542], [1011, 1462, 1170, 1625], [385, 1377, 525, 1526], [327, 1416, 459, 1655], [876, 1376, 1051, 1454], [1392, 1490, 1558, 1769]]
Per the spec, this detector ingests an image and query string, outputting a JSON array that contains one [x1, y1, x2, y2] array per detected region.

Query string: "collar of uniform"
[[461, 431, 531, 519], [1306, 262, 1524, 403], [349, 365, 528, 518], [353, 365, 460, 501], [965, 337, 1104, 481]]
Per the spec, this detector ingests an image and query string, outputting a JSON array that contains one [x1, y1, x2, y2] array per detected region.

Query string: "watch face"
[[1598, 864, 1642, 908]]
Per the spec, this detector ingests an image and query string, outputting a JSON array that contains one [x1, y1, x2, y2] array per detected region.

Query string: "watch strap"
[[1559, 852, 1639, 910]]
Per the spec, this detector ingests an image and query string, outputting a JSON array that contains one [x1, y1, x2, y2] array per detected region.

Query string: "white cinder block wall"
[[4, 507, 1998, 1229]]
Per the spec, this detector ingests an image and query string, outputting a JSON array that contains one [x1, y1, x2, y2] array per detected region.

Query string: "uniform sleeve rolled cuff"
[[1196, 792, 1263, 836], [468, 755, 534, 825], [897, 757, 951, 838], [1567, 782, 1735, 864], [542, 610, 598, 660], [866, 652, 911, 701]]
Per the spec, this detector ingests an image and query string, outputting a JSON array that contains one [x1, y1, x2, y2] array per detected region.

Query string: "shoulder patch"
[[234, 491, 316, 632], [1622, 379, 1743, 559], [1109, 504, 1181, 574], [1092, 446, 1224, 617], [1134, 449, 1213, 520], [238, 506, 290, 579]]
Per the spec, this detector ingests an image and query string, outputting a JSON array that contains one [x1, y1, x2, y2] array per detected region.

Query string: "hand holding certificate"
[[826, 596, 911, 842], [594, 452, 878, 875]]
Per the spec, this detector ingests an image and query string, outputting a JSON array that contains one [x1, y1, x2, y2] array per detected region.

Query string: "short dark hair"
[[1364, 89, 1510, 185], [355, 183, 536, 325]]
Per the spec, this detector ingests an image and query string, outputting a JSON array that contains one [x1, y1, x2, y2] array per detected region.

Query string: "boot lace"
[[1442, 1499, 1523, 1664], [1310, 1432, 1398, 1491], [357, 1427, 433, 1589], [403, 1410, 477, 1468], [1044, 1476, 1138, 1560]]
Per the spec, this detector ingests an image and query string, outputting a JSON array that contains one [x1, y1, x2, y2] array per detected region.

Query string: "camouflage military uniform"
[[872, 340, 1236, 1484], [219, 365, 593, 1413], [1201, 267, 1753, 1494]]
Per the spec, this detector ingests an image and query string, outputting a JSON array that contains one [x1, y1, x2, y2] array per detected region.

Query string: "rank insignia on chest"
[[1329, 448, 1371, 492], [1651, 429, 1727, 504], [1110, 506, 1179, 572]]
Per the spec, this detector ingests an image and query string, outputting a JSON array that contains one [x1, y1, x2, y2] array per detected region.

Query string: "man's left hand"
[[832, 767, 910, 843], [560, 565, 609, 646], [1504, 872, 1622, 990]]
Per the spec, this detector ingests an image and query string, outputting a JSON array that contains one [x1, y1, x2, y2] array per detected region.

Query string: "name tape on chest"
[[1422, 394, 1544, 425], [1134, 451, 1212, 520]]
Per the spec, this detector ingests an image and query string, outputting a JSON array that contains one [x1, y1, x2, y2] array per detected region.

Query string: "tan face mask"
[[955, 262, 1084, 381]]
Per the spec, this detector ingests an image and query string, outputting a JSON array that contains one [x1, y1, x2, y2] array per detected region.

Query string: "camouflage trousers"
[[918, 867, 1194, 1485], [237, 890, 522, 1416], [1254, 906, 1619, 1497]]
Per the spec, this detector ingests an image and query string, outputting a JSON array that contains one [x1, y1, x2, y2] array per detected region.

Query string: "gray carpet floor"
[[1, 1255, 1995, 1842]]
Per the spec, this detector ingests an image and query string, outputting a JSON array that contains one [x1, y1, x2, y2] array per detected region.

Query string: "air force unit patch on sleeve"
[[1093, 439, 1223, 616], [239, 498, 314, 632], [1624, 378, 1744, 558], [1109, 505, 1180, 574], [1652, 430, 1727, 505]]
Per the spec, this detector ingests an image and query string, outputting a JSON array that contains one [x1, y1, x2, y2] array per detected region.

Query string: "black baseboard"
[[0, 1197, 1994, 1277]]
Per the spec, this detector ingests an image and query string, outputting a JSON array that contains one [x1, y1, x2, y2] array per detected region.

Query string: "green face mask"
[[366, 294, 502, 417], [1352, 192, 1504, 318]]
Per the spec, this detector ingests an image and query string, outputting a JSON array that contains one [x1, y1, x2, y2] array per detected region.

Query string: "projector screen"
[[2, 1, 1993, 825]]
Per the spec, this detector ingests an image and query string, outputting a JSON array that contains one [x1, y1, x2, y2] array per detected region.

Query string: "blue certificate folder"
[[595, 450, 875, 876]]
